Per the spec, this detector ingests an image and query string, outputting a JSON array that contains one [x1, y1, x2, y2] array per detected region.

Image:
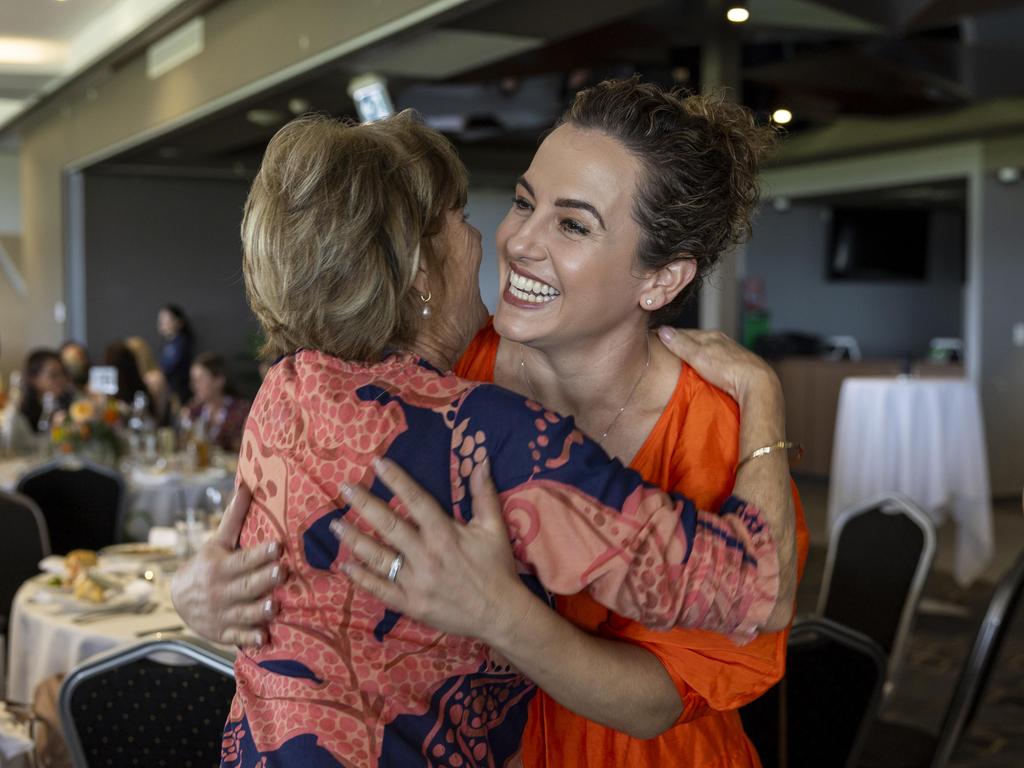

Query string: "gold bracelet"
[[737, 440, 804, 471]]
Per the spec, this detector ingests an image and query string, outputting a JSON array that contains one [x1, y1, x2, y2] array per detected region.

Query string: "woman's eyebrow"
[[554, 197, 606, 231], [516, 176, 606, 231]]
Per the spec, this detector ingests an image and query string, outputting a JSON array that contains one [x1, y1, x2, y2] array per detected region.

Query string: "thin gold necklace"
[[519, 334, 652, 441]]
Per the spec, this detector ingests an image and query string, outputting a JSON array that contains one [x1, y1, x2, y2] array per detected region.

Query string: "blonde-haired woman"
[[125, 335, 175, 425], [192, 110, 794, 767]]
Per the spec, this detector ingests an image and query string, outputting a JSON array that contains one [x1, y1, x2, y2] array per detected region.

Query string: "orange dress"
[[456, 322, 810, 768]]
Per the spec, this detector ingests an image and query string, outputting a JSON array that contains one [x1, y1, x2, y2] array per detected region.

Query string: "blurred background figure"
[[157, 304, 194, 403], [19, 348, 72, 434], [125, 335, 176, 426], [184, 352, 249, 452], [59, 340, 91, 394], [104, 341, 155, 417]]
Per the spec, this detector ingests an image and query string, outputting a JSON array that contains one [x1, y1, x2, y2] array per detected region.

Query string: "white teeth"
[[509, 284, 556, 304], [509, 269, 559, 299]]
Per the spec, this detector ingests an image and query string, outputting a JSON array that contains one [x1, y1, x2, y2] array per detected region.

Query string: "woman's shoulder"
[[677, 361, 740, 421]]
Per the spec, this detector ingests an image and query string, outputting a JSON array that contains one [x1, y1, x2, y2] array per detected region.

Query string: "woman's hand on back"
[[333, 457, 534, 645], [170, 484, 285, 647]]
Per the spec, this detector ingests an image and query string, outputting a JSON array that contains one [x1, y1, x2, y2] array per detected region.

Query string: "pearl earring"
[[420, 291, 432, 318], [644, 297, 654, 307]]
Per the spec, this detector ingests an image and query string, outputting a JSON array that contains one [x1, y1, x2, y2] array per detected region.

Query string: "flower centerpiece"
[[50, 397, 128, 465]]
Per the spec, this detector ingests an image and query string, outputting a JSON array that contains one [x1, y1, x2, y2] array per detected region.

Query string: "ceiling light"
[[996, 166, 1021, 184], [246, 108, 285, 127], [772, 108, 793, 125], [287, 97, 311, 115], [726, 3, 750, 23], [0, 37, 64, 66]]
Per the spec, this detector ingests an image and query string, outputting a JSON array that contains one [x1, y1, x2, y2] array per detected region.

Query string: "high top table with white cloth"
[[826, 376, 994, 586]]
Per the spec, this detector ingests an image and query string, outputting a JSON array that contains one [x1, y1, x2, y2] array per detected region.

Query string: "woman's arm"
[[656, 326, 797, 628], [337, 459, 683, 738], [170, 485, 285, 647]]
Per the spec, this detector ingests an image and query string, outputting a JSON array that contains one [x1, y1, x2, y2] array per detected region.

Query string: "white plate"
[[29, 573, 153, 613]]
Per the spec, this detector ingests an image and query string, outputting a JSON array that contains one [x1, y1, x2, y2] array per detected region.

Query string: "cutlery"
[[72, 601, 159, 624]]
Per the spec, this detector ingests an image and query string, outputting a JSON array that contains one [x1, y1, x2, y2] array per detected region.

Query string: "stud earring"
[[420, 291, 432, 318], [644, 297, 654, 307]]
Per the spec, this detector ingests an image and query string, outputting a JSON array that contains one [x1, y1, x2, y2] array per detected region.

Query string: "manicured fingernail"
[[340, 483, 354, 502], [340, 562, 352, 575], [266, 541, 280, 557], [251, 634, 263, 648], [372, 456, 387, 472], [263, 598, 275, 616], [330, 519, 347, 539], [270, 565, 282, 582], [658, 326, 675, 343]]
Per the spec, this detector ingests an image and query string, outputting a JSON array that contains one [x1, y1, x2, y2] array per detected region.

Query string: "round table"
[[0, 456, 235, 542], [5, 569, 197, 705], [827, 376, 994, 586]]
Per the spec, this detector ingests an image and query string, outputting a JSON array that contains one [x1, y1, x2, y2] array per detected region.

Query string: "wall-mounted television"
[[827, 208, 929, 281]]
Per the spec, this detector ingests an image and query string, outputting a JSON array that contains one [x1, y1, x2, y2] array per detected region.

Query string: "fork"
[[73, 601, 159, 624]]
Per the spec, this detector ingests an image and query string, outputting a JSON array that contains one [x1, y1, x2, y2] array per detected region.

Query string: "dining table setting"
[[5, 537, 233, 708]]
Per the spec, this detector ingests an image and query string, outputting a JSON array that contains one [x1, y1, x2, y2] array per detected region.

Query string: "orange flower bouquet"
[[50, 397, 128, 465]]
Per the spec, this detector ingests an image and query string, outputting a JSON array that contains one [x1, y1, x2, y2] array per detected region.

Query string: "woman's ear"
[[639, 256, 698, 312]]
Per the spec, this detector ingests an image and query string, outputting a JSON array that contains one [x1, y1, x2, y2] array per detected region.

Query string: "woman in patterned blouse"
[[186, 108, 796, 767]]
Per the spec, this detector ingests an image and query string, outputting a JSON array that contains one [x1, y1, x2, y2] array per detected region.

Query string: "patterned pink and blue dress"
[[222, 350, 779, 767]]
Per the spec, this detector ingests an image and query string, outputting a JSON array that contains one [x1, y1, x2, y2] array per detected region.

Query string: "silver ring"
[[387, 553, 404, 583]]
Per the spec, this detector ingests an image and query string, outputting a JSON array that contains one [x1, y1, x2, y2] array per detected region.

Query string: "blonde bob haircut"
[[241, 110, 468, 362]]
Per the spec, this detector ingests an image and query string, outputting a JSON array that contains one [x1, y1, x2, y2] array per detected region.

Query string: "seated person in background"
[[184, 352, 250, 453], [19, 349, 73, 433], [59, 340, 91, 394], [105, 341, 156, 417], [125, 335, 176, 426]]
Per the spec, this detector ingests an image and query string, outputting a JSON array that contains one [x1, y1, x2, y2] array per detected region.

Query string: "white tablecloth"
[[6, 571, 195, 705], [827, 377, 994, 586], [122, 465, 235, 540], [0, 457, 235, 541]]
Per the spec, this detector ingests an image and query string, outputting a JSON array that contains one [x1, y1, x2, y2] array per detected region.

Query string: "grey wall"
[[745, 204, 965, 358], [978, 177, 1024, 496], [83, 172, 260, 394]]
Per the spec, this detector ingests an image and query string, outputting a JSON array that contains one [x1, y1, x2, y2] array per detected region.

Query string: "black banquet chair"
[[0, 490, 51, 630], [740, 618, 887, 768], [858, 550, 1024, 768], [16, 458, 125, 555], [59, 639, 236, 768], [819, 493, 935, 687], [0, 489, 51, 694]]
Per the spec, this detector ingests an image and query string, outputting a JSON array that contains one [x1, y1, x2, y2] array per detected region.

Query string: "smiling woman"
[[170, 78, 804, 768]]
